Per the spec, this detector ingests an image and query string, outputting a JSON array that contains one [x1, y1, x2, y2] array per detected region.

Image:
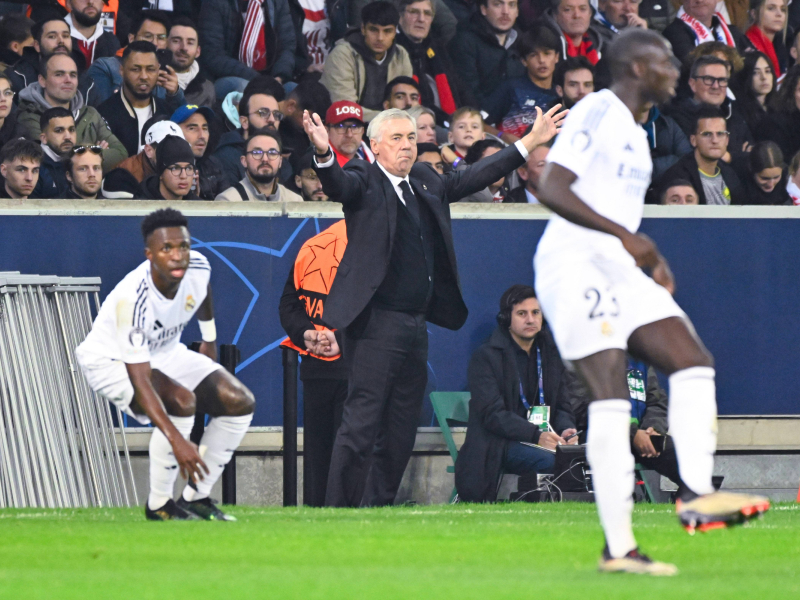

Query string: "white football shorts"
[[534, 254, 686, 361], [75, 343, 223, 425]]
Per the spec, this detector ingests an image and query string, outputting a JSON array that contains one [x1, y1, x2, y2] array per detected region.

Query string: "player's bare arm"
[[125, 362, 208, 483], [538, 163, 675, 294], [196, 284, 217, 362]]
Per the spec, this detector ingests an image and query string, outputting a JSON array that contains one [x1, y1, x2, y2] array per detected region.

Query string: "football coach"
[[302, 105, 565, 507]]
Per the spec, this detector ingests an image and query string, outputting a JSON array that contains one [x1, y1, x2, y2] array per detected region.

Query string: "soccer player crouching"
[[76, 209, 255, 521]]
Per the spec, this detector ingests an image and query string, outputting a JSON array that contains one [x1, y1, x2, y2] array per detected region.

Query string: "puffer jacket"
[[17, 83, 128, 170], [198, 0, 297, 82], [320, 30, 413, 122], [448, 13, 526, 108]]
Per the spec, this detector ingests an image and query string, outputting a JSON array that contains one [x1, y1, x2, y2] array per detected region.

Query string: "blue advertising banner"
[[1, 212, 797, 423]]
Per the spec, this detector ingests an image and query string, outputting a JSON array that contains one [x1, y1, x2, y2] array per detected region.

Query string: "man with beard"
[[32, 106, 76, 198], [212, 76, 285, 187], [98, 41, 172, 157], [0, 138, 42, 199], [170, 104, 226, 200], [293, 152, 329, 201], [65, 0, 120, 67], [325, 100, 374, 166], [553, 56, 595, 109], [7, 18, 78, 93], [215, 129, 302, 202], [167, 16, 215, 108], [18, 53, 126, 170], [138, 134, 198, 200], [82, 11, 185, 108], [65, 144, 104, 198]]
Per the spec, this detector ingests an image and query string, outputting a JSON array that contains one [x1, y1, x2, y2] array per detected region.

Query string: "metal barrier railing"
[[0, 273, 136, 508]]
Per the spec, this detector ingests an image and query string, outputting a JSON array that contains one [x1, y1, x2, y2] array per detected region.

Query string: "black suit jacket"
[[315, 143, 527, 330], [454, 325, 576, 503]]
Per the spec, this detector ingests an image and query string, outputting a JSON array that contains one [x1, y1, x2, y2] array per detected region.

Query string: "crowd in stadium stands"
[[0, 0, 800, 205], [0, 0, 795, 205]]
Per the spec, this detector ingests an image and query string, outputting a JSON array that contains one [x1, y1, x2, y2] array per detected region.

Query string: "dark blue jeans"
[[503, 441, 556, 476]]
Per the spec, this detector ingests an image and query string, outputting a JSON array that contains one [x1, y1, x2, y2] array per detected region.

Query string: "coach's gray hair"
[[367, 109, 417, 142]]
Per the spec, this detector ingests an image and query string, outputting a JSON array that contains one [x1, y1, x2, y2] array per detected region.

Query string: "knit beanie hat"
[[156, 135, 195, 174]]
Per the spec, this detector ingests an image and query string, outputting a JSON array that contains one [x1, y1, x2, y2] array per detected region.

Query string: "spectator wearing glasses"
[[324, 100, 374, 166], [170, 104, 227, 200], [112, 117, 184, 184], [212, 76, 286, 188], [215, 129, 302, 202], [665, 55, 753, 163], [0, 73, 31, 147], [81, 11, 187, 109], [65, 144, 104, 199], [138, 134, 198, 200], [0, 138, 42, 200], [33, 106, 76, 198], [652, 106, 746, 205]]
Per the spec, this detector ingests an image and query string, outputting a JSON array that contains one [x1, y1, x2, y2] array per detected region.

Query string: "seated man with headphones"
[[455, 284, 578, 503]]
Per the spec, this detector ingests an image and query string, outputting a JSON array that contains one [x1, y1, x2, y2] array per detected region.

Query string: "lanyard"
[[520, 347, 545, 411]]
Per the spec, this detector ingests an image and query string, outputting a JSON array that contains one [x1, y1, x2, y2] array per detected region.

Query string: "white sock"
[[147, 415, 195, 511], [668, 367, 717, 497], [587, 400, 637, 559], [182, 414, 252, 502]]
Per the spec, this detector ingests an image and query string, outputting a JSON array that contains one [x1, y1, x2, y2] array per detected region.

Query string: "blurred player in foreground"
[[535, 29, 769, 575], [76, 209, 255, 521]]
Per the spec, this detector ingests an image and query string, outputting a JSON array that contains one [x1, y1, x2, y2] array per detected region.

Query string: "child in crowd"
[[482, 27, 560, 140], [446, 107, 485, 167]]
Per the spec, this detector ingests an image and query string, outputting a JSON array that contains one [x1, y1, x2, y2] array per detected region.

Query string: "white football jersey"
[[536, 89, 652, 264], [77, 251, 211, 365]]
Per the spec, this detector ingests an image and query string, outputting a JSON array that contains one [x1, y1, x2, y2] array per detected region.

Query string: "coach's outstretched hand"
[[303, 110, 330, 155], [520, 104, 568, 154]]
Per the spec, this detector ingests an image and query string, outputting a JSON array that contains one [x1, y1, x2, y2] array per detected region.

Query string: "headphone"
[[496, 285, 537, 329]]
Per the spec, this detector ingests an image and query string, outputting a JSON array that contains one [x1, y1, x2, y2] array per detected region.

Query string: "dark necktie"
[[399, 180, 420, 225]]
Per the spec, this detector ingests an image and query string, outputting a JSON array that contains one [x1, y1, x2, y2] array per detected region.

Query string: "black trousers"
[[633, 437, 685, 494], [325, 307, 428, 507], [302, 378, 347, 507]]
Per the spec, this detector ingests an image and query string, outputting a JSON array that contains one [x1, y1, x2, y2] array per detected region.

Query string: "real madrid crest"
[[185, 295, 196, 311]]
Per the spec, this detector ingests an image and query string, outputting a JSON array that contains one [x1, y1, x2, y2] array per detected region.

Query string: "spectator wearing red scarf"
[[538, 0, 603, 65], [745, 0, 789, 82]]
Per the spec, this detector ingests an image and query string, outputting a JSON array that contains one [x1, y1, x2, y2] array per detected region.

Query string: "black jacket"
[[196, 155, 228, 200], [0, 106, 32, 147], [664, 97, 753, 164], [662, 16, 752, 64], [454, 326, 576, 503], [31, 151, 68, 199], [314, 142, 527, 331], [649, 151, 747, 205], [198, 0, 297, 82], [448, 13, 525, 107], [757, 110, 800, 162], [138, 174, 200, 200], [6, 46, 41, 93], [97, 92, 171, 158]]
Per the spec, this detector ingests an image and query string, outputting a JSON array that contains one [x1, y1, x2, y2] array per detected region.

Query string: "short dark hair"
[[31, 18, 67, 45], [141, 208, 189, 242], [40, 106, 73, 131], [122, 40, 158, 63], [169, 15, 198, 35], [553, 56, 594, 89], [660, 178, 696, 202], [288, 80, 331, 119], [465, 138, 505, 164], [0, 138, 43, 164], [240, 75, 285, 120], [39, 51, 76, 79], [690, 55, 729, 79], [361, 1, 400, 26], [246, 128, 283, 152], [416, 142, 441, 155], [497, 284, 537, 328], [693, 104, 725, 134], [519, 26, 561, 57], [0, 14, 34, 50], [131, 10, 171, 38], [383, 76, 419, 102]]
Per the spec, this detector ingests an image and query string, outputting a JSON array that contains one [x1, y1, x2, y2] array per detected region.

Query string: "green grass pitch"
[[1, 502, 797, 599]]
